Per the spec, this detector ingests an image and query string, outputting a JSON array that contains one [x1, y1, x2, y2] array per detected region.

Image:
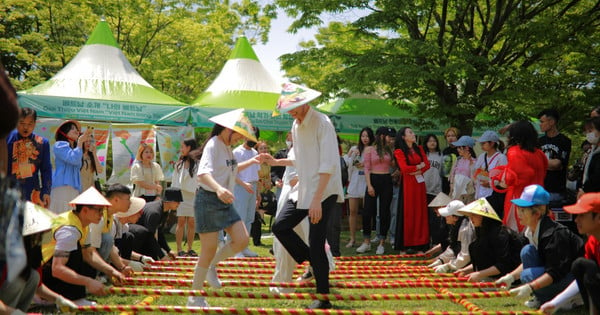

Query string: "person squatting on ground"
[[268, 83, 344, 309], [495, 185, 584, 308], [187, 109, 262, 307]]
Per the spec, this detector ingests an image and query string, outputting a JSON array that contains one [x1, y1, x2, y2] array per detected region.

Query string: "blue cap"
[[452, 135, 475, 147], [511, 185, 550, 207], [478, 130, 500, 143]]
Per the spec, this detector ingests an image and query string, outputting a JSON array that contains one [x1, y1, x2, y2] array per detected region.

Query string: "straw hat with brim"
[[69, 187, 112, 207], [55, 119, 82, 139], [275, 82, 321, 115], [209, 108, 257, 143], [23, 201, 57, 236], [115, 197, 146, 218], [439, 200, 466, 217], [428, 192, 452, 208], [458, 198, 502, 222]]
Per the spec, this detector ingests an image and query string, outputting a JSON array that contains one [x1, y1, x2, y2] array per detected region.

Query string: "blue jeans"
[[99, 232, 114, 262], [520, 244, 575, 303], [233, 182, 258, 234]]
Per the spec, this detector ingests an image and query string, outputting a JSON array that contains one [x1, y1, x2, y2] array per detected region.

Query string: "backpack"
[[259, 190, 278, 216], [340, 157, 349, 187]]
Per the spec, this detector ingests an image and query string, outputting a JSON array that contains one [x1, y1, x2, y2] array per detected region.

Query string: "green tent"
[[18, 20, 189, 126], [190, 36, 294, 131]]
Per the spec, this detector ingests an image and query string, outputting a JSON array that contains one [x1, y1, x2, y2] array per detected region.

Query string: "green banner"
[[189, 107, 295, 131]]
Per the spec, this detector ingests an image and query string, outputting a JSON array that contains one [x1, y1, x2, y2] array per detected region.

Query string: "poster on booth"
[[155, 126, 194, 182], [108, 124, 155, 186]]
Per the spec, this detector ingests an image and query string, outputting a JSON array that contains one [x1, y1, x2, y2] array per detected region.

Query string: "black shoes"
[[308, 300, 332, 309]]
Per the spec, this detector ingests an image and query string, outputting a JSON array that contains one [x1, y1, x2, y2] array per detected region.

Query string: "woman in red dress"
[[492, 120, 547, 232], [394, 127, 431, 253]]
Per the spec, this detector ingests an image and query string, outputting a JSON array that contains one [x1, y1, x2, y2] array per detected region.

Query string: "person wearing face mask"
[[232, 126, 261, 257], [579, 117, 600, 196]]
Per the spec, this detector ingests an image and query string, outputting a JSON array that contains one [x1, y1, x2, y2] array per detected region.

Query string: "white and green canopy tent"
[[18, 20, 188, 126], [190, 36, 294, 131]]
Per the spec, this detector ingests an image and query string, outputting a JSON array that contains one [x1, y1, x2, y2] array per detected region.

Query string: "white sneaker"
[[234, 252, 245, 258], [242, 248, 259, 257], [376, 245, 385, 255], [356, 242, 371, 253], [560, 293, 584, 311], [388, 237, 395, 245], [187, 296, 210, 307], [206, 265, 222, 289], [370, 236, 381, 243], [73, 298, 97, 306], [524, 296, 541, 309]]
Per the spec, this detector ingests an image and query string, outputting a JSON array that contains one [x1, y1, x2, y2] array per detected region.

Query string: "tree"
[[0, 0, 276, 102], [276, 0, 600, 134]]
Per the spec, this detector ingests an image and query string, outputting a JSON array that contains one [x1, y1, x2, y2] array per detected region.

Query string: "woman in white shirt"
[[187, 109, 261, 308], [473, 131, 507, 218], [130, 144, 164, 202]]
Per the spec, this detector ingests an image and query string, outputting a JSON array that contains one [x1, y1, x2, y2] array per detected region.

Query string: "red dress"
[[395, 146, 430, 248], [496, 146, 547, 231]]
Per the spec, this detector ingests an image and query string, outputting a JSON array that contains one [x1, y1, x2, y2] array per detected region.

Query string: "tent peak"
[[86, 20, 119, 48], [229, 36, 259, 61]]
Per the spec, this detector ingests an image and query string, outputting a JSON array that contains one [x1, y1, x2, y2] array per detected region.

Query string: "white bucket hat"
[[275, 82, 321, 115], [115, 197, 146, 218], [23, 201, 57, 236], [209, 108, 257, 142]]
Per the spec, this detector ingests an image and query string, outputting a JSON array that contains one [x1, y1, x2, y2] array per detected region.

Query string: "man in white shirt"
[[232, 126, 261, 257], [268, 83, 344, 309]]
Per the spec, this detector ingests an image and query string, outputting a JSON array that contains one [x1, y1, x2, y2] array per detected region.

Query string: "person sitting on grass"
[[428, 200, 474, 273], [495, 185, 584, 309], [540, 193, 600, 314]]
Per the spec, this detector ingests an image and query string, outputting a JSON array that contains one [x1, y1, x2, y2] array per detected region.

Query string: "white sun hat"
[[209, 108, 257, 142], [115, 197, 146, 218], [23, 201, 57, 236]]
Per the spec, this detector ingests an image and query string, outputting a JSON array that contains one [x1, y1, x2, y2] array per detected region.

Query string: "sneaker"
[[524, 296, 541, 309], [187, 249, 198, 257], [376, 244, 385, 255], [296, 267, 314, 283], [388, 237, 395, 245], [206, 265, 222, 289], [370, 236, 381, 243], [560, 294, 584, 311], [178, 251, 188, 257], [308, 299, 332, 309], [73, 298, 97, 306], [241, 248, 259, 257], [187, 296, 210, 307], [356, 242, 371, 253], [345, 240, 355, 248]]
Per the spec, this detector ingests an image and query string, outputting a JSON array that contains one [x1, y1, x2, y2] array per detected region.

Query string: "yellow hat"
[[69, 187, 112, 207], [428, 192, 452, 208], [458, 198, 501, 222], [209, 108, 257, 142], [274, 82, 322, 115], [23, 202, 57, 236]]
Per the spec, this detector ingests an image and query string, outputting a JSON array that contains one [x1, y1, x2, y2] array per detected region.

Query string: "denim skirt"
[[194, 188, 241, 233]]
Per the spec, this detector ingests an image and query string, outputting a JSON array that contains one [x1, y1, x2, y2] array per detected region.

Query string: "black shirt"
[[539, 133, 571, 193]]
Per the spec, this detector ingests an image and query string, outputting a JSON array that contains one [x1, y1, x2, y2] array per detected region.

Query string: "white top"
[[438, 218, 475, 270], [130, 161, 165, 197], [171, 164, 199, 194], [54, 226, 81, 253], [291, 107, 344, 209], [233, 145, 259, 182], [197, 136, 237, 192], [473, 151, 507, 199], [424, 151, 443, 196]]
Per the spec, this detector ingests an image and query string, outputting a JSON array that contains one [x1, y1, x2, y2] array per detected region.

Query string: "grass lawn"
[[79, 220, 587, 315]]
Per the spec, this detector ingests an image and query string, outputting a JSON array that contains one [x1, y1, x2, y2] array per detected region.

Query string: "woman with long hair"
[[80, 132, 103, 192], [344, 127, 374, 248], [449, 136, 477, 204], [49, 120, 91, 214], [422, 134, 445, 248], [394, 127, 430, 253], [172, 138, 200, 257], [442, 127, 460, 194], [491, 121, 547, 231], [131, 144, 164, 202], [356, 127, 393, 255]]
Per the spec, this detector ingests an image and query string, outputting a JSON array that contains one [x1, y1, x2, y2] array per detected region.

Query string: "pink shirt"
[[364, 147, 392, 173]]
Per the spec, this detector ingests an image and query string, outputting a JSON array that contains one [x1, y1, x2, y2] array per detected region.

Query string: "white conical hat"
[[23, 202, 57, 236], [458, 198, 501, 222], [209, 108, 257, 142], [428, 192, 452, 207], [69, 187, 112, 207], [275, 82, 322, 115]]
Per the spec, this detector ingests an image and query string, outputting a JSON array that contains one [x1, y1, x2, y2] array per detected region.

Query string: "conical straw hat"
[[23, 201, 57, 236], [69, 187, 112, 207], [274, 82, 321, 115], [458, 198, 501, 222], [428, 192, 452, 207], [209, 108, 257, 142]]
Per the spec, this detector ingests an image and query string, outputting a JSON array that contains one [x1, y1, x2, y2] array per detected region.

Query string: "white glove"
[[128, 260, 144, 272], [434, 263, 452, 273], [428, 259, 443, 268], [510, 284, 533, 298], [140, 255, 155, 265], [495, 273, 515, 288], [56, 295, 78, 312]]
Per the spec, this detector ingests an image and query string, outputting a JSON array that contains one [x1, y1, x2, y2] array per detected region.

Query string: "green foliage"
[[277, 0, 600, 134], [1, 0, 275, 102]]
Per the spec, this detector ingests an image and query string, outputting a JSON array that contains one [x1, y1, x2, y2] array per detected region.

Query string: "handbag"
[[259, 190, 277, 216]]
